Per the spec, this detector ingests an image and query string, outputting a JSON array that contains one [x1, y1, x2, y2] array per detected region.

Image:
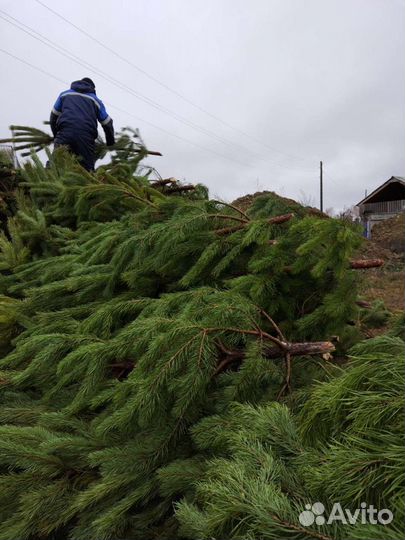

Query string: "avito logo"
[[299, 502, 393, 526]]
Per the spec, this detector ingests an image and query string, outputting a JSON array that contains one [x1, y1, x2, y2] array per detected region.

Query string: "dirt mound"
[[355, 214, 404, 265], [232, 191, 403, 313], [359, 214, 404, 312], [358, 238, 398, 263], [232, 190, 326, 218], [372, 213, 405, 255], [232, 190, 272, 212]]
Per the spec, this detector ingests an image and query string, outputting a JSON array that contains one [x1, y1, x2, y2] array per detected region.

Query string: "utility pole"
[[320, 161, 323, 212]]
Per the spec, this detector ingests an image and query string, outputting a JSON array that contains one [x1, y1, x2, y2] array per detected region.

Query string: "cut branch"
[[356, 300, 372, 309], [268, 212, 294, 224], [284, 258, 384, 274], [215, 224, 245, 236], [215, 212, 294, 236], [264, 340, 335, 359], [350, 258, 384, 269], [163, 184, 195, 193], [150, 178, 176, 188], [215, 338, 335, 361], [214, 338, 335, 375]]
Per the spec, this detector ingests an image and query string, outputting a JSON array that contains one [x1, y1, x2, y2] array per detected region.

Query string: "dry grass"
[[358, 214, 404, 313], [359, 264, 404, 313]]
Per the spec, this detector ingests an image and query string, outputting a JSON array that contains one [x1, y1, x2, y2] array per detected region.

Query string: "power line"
[[322, 166, 343, 187], [0, 10, 254, 162], [0, 9, 315, 173], [0, 47, 254, 168], [106, 101, 252, 168], [1, 43, 322, 204], [0, 48, 66, 85], [34, 0, 315, 168]]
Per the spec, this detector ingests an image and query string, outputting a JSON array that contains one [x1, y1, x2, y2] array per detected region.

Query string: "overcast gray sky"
[[1, 0, 404, 210]]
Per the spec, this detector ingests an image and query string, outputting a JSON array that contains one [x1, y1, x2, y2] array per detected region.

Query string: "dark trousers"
[[54, 131, 95, 171]]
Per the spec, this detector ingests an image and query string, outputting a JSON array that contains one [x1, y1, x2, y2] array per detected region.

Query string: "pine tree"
[[0, 126, 399, 540], [0, 146, 21, 230]]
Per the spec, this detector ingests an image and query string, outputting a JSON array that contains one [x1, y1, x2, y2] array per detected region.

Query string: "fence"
[[362, 200, 405, 214]]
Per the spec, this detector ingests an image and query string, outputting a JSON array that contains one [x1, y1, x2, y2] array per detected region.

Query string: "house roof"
[[356, 176, 405, 206]]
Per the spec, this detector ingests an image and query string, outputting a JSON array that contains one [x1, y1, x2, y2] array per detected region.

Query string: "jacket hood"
[[70, 79, 96, 94]]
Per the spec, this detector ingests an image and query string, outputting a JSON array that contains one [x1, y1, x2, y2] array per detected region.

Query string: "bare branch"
[[211, 199, 250, 220]]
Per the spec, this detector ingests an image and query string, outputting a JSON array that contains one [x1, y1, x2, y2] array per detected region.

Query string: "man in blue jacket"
[[50, 77, 115, 170]]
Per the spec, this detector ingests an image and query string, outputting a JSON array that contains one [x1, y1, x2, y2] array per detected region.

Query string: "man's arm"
[[50, 94, 63, 136], [97, 100, 115, 146]]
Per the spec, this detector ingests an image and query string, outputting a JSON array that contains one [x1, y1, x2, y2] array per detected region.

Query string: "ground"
[[358, 213, 404, 312]]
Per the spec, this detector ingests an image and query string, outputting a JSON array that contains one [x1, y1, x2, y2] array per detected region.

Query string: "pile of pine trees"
[[0, 129, 403, 540]]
